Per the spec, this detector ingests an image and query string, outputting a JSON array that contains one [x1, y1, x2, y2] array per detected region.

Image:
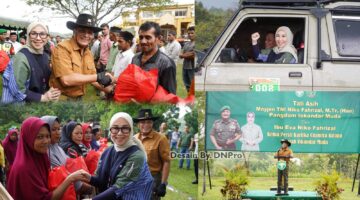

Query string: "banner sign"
[[206, 91, 360, 153]]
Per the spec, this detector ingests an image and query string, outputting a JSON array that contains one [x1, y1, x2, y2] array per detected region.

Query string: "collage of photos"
[[0, 0, 360, 200]]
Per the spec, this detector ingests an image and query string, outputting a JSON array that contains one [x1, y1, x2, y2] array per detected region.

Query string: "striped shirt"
[[1, 60, 26, 103]]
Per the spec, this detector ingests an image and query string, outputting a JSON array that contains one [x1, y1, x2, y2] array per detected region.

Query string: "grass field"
[[198, 175, 360, 200], [164, 159, 198, 200]]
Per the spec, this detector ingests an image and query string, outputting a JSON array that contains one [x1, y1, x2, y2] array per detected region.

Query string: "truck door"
[[313, 10, 360, 91], [202, 12, 313, 91]]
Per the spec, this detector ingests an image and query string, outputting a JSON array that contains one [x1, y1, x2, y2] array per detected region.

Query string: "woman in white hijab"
[[12, 21, 61, 102], [251, 26, 298, 64], [82, 112, 153, 200]]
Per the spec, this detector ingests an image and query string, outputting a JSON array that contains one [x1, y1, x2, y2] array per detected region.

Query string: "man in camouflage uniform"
[[0, 29, 14, 57], [210, 106, 241, 150]]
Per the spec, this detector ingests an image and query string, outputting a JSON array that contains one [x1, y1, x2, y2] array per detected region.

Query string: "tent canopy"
[[0, 16, 30, 30]]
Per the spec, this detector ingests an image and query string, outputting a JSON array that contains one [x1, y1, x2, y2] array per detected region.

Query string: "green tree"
[[184, 106, 198, 134], [195, 2, 236, 51]]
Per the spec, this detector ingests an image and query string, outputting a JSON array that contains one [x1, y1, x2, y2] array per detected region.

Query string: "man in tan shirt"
[[134, 109, 170, 200], [274, 139, 293, 196], [50, 13, 115, 100]]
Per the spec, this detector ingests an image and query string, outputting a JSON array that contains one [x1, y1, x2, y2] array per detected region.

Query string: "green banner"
[[206, 91, 360, 153]]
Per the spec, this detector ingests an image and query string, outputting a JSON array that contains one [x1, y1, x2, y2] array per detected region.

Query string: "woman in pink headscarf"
[[7, 117, 88, 200], [2, 129, 19, 180]]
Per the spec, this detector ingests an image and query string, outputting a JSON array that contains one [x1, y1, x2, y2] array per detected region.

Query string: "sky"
[[1, 0, 194, 35], [196, 0, 239, 10]]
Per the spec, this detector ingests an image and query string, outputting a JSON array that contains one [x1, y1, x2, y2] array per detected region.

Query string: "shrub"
[[314, 170, 344, 200], [220, 164, 249, 200]]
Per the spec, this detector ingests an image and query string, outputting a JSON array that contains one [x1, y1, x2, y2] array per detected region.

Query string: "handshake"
[[96, 72, 116, 87]]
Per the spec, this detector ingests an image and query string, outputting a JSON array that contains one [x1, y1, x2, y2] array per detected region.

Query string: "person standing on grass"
[[9, 32, 22, 54], [112, 31, 135, 79], [190, 131, 204, 184], [0, 29, 15, 57], [59, 121, 87, 158], [177, 125, 193, 170], [12, 22, 61, 103], [91, 33, 102, 64], [90, 123, 102, 151], [55, 35, 62, 46], [105, 26, 122, 73], [131, 22, 177, 95], [179, 26, 195, 92], [81, 112, 153, 199], [134, 109, 171, 200], [274, 139, 293, 196], [159, 122, 170, 140], [7, 117, 88, 200], [50, 14, 115, 100], [165, 31, 181, 63], [170, 127, 180, 151], [2, 128, 19, 181], [98, 23, 112, 73]]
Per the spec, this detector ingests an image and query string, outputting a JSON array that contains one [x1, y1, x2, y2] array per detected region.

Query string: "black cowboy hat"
[[66, 13, 102, 33], [281, 139, 291, 147], [133, 109, 160, 123]]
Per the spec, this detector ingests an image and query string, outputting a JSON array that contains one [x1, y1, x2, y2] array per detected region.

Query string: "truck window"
[[333, 18, 360, 57], [216, 17, 305, 64]]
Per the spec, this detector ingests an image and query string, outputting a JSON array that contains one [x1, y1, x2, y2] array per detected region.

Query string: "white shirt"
[[240, 123, 263, 151], [159, 46, 166, 53], [112, 48, 135, 78], [10, 41, 22, 54], [165, 40, 181, 63], [91, 40, 100, 57], [171, 131, 180, 143]]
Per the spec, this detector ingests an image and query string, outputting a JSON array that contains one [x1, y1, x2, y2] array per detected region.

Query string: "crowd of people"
[[0, 13, 195, 103], [159, 122, 202, 184], [0, 108, 200, 200]]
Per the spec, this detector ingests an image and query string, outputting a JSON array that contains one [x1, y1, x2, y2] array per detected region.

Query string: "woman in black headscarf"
[[59, 121, 86, 158]]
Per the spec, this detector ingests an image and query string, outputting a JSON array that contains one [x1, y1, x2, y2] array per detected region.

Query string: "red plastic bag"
[[113, 64, 195, 105], [65, 156, 89, 173], [113, 64, 157, 103], [48, 166, 76, 200], [151, 85, 180, 104], [151, 85, 195, 105], [84, 150, 101, 175], [0, 51, 10, 73], [99, 138, 108, 148]]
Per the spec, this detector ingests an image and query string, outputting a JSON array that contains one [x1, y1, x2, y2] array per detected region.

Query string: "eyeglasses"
[[110, 126, 131, 135], [29, 32, 48, 39]]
